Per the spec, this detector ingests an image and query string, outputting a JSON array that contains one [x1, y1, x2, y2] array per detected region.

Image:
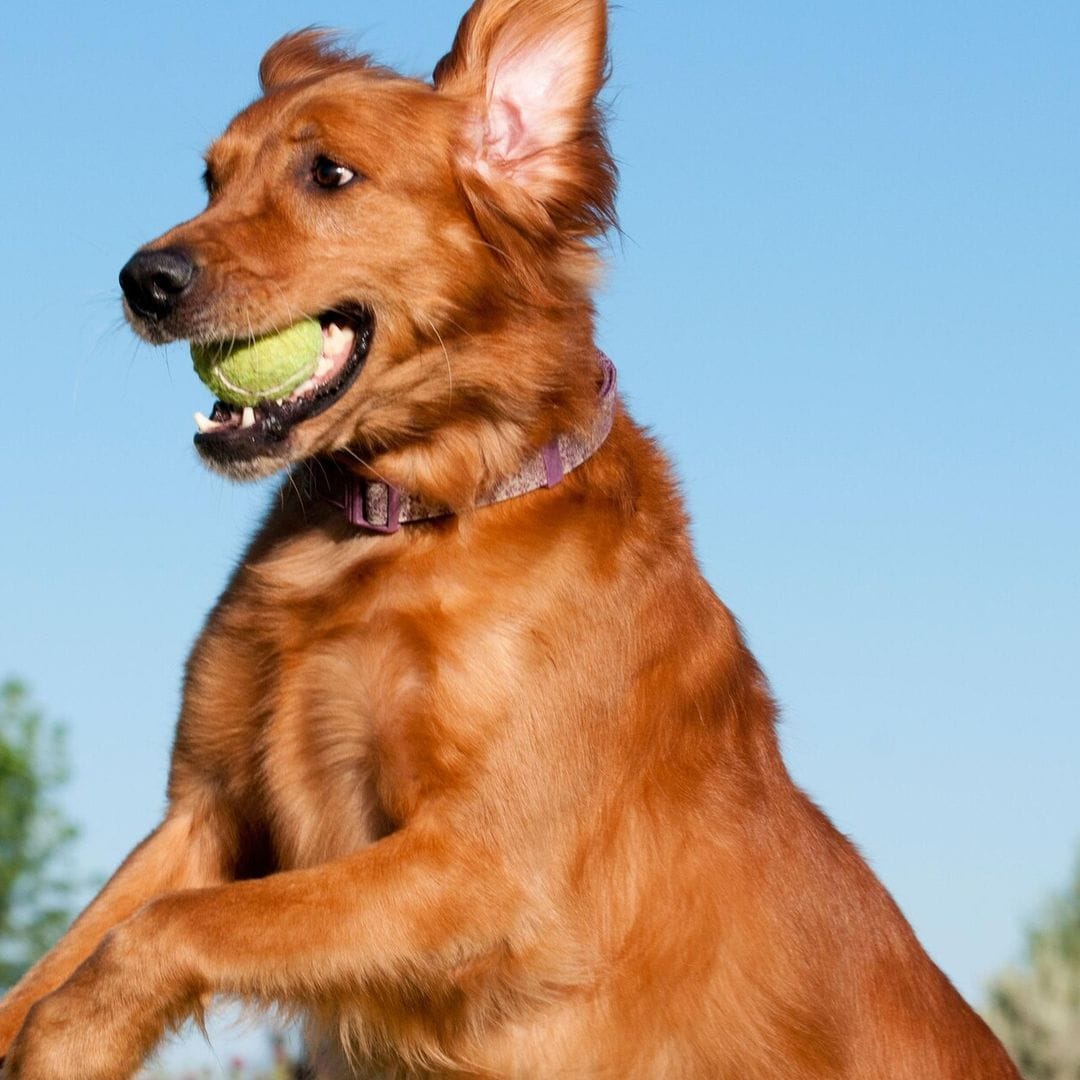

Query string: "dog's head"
[[120, 0, 615, 488]]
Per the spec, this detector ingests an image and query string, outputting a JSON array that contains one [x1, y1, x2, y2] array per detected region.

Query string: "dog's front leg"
[[2, 825, 516, 1080], [0, 806, 228, 1062]]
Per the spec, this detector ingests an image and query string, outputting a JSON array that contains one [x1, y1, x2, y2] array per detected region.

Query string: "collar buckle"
[[344, 477, 402, 534]]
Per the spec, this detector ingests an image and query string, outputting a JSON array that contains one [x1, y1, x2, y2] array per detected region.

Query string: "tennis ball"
[[191, 319, 323, 407]]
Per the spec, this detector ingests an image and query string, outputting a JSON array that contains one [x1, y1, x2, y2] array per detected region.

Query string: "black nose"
[[119, 248, 197, 320]]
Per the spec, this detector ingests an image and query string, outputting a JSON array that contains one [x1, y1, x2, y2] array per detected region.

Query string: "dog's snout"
[[119, 248, 197, 320]]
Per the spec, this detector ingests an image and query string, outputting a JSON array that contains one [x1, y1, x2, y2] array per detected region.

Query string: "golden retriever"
[[0, 1, 1019, 1076]]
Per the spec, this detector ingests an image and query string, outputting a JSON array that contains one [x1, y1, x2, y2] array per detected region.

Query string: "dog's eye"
[[312, 157, 356, 189]]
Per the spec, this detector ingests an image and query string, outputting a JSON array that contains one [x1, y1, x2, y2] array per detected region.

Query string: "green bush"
[[0, 679, 81, 990], [986, 851, 1080, 1079]]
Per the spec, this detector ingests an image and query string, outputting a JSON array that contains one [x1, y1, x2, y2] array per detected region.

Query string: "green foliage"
[[986, 851, 1080, 1079], [0, 679, 80, 990]]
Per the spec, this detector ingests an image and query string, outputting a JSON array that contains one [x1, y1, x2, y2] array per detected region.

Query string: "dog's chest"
[[253, 611, 436, 868], [194, 548, 535, 873]]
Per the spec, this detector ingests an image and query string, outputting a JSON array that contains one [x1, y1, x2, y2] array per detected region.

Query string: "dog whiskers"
[[335, 445, 397, 490], [425, 318, 454, 413]]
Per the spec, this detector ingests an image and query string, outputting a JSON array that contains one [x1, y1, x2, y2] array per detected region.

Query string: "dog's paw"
[[2, 991, 145, 1080]]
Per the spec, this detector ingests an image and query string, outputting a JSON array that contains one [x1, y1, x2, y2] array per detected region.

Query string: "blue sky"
[[2, 0, 1078, 1069]]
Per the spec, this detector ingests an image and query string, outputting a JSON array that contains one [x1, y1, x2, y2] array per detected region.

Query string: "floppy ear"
[[434, 0, 614, 239]]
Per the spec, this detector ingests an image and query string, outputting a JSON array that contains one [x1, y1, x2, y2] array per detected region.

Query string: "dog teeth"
[[321, 322, 355, 365], [323, 322, 346, 350], [194, 412, 220, 434], [242, 407, 256, 429]]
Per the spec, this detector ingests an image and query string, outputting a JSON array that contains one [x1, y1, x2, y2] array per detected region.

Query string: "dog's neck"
[[306, 352, 617, 534]]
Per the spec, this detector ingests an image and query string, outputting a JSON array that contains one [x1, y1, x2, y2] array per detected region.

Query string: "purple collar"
[[309, 352, 617, 534]]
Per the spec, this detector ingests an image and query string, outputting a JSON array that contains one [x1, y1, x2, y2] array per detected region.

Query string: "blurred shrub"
[[0, 678, 81, 989], [986, 851, 1080, 1079]]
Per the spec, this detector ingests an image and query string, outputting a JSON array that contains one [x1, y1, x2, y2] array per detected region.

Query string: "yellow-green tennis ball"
[[191, 319, 323, 407]]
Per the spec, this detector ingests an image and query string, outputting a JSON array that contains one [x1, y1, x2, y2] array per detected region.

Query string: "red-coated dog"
[[0, 1, 1019, 1076]]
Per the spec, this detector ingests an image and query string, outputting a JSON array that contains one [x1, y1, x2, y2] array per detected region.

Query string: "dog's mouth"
[[192, 308, 374, 462]]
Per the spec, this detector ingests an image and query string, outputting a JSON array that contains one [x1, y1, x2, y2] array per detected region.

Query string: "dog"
[[0, 1, 1021, 1077]]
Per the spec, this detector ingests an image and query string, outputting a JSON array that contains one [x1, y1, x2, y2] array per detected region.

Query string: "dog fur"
[[0, 1, 1020, 1077]]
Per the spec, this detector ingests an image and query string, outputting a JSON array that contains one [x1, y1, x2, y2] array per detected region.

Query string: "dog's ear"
[[434, 0, 615, 252]]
